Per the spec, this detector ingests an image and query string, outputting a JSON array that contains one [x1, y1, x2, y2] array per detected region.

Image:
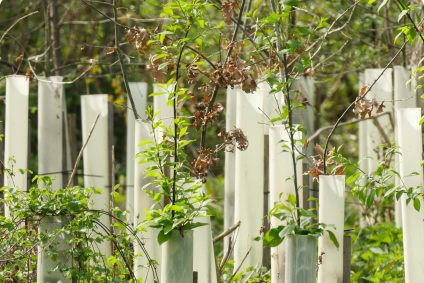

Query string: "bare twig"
[[307, 112, 390, 143], [213, 220, 241, 243], [322, 40, 407, 173], [200, 0, 247, 148], [230, 247, 251, 281], [112, 0, 140, 120], [66, 113, 100, 187], [0, 11, 39, 44]]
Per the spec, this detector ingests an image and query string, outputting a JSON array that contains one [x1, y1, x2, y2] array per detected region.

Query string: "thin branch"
[[66, 113, 100, 187], [185, 45, 217, 70], [172, 27, 191, 214], [213, 220, 241, 243], [200, 0, 247, 148], [112, 0, 139, 120], [0, 11, 39, 44], [230, 247, 251, 281], [307, 112, 390, 143], [322, 40, 407, 173]]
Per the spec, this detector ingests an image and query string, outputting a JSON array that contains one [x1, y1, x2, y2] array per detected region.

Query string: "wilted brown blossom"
[[212, 52, 257, 93], [126, 27, 150, 54], [305, 67, 316, 77], [222, 0, 237, 24], [149, 55, 170, 83], [218, 128, 249, 152], [376, 102, 385, 114], [15, 54, 24, 63], [191, 148, 220, 182], [193, 103, 224, 128], [353, 86, 375, 119], [187, 64, 199, 84], [305, 144, 344, 182]]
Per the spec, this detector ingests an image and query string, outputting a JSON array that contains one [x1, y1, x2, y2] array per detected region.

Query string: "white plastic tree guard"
[[133, 120, 161, 282], [38, 76, 64, 189], [261, 81, 284, 134], [357, 73, 368, 176], [193, 184, 217, 283], [37, 76, 71, 283], [363, 68, 393, 174], [318, 175, 345, 283], [153, 83, 174, 138], [126, 82, 148, 223], [224, 86, 237, 253], [396, 108, 424, 283], [161, 230, 194, 283], [81, 94, 112, 257], [293, 77, 315, 207], [269, 124, 303, 282], [393, 66, 417, 228], [295, 77, 315, 138], [234, 88, 264, 268], [357, 73, 368, 228], [285, 235, 317, 283], [4, 75, 29, 217]]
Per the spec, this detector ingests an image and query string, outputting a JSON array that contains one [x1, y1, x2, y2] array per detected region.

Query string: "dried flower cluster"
[[149, 55, 174, 83], [222, 0, 238, 25], [191, 148, 220, 182], [218, 128, 249, 152], [353, 86, 385, 119], [193, 91, 224, 129], [305, 144, 344, 182], [212, 43, 257, 93], [126, 27, 150, 54], [191, 128, 248, 181]]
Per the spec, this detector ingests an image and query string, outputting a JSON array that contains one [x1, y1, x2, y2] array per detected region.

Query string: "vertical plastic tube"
[[161, 230, 194, 283], [234, 88, 264, 268], [81, 94, 111, 257], [133, 120, 161, 282], [363, 69, 393, 173], [357, 73, 367, 172], [126, 82, 148, 223], [37, 77, 71, 283], [193, 184, 217, 283], [153, 83, 174, 138], [285, 235, 317, 283], [224, 86, 237, 253], [393, 66, 417, 228], [357, 73, 369, 228], [269, 125, 303, 282], [261, 81, 284, 134], [38, 76, 64, 189], [318, 175, 345, 283], [396, 108, 424, 283], [293, 77, 315, 208], [4, 75, 29, 217]]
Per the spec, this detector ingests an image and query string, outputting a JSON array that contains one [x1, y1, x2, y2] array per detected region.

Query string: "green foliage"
[[137, 99, 211, 244], [351, 223, 404, 282], [263, 194, 339, 248], [0, 178, 152, 282], [220, 260, 270, 283]]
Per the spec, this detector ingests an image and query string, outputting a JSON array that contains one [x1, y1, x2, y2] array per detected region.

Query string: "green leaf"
[[287, 194, 297, 206], [327, 230, 339, 248], [263, 227, 283, 247], [413, 198, 421, 211], [157, 229, 172, 245], [377, 0, 389, 13], [398, 9, 409, 22], [183, 222, 206, 230], [347, 172, 360, 185]]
